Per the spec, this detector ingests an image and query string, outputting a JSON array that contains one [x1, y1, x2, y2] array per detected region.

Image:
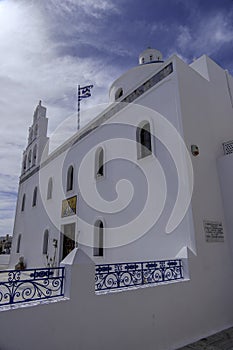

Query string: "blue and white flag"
[[78, 85, 94, 101]]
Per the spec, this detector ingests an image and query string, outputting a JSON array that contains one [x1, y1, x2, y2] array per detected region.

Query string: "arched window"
[[93, 220, 104, 257], [42, 230, 49, 255], [47, 177, 53, 200], [23, 155, 27, 171], [16, 234, 21, 253], [21, 194, 26, 212], [32, 144, 37, 166], [32, 186, 38, 207], [115, 87, 123, 100], [34, 124, 38, 138], [66, 165, 74, 191], [28, 150, 32, 168], [29, 129, 33, 142], [95, 147, 104, 178], [136, 121, 152, 159]]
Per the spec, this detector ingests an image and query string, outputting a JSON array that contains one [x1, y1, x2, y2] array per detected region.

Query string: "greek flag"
[[78, 85, 94, 101]]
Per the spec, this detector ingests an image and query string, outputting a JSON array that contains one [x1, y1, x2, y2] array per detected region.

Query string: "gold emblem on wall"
[[61, 196, 77, 217]]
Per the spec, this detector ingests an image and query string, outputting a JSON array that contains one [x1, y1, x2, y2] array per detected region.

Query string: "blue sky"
[[0, 0, 233, 235]]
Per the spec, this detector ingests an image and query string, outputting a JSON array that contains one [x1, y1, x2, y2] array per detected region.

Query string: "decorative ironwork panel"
[[0, 267, 64, 306], [95, 259, 183, 292], [223, 141, 233, 155]]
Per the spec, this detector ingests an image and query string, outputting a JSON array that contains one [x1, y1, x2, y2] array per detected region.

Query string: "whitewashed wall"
[[11, 56, 196, 268], [10, 53, 233, 274], [217, 153, 233, 256], [1, 249, 233, 350]]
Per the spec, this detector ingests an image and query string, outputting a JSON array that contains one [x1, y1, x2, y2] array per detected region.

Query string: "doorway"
[[61, 223, 76, 260]]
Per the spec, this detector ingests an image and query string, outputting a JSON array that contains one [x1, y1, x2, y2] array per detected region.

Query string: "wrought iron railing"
[[95, 259, 183, 292], [223, 140, 233, 155], [0, 267, 65, 306]]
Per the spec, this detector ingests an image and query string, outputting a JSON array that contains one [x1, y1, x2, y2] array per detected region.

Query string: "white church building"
[[4, 47, 233, 350]]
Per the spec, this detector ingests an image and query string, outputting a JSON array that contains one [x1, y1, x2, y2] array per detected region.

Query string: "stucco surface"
[[178, 327, 233, 349]]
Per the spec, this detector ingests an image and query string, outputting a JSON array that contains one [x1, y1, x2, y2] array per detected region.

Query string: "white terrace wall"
[[1, 249, 233, 350]]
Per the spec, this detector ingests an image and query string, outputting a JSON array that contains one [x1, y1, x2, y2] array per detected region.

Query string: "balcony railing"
[[0, 267, 64, 307], [223, 141, 233, 155], [95, 259, 183, 293]]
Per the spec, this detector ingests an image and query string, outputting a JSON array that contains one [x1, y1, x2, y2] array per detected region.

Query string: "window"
[[66, 165, 74, 191], [47, 177, 53, 199], [95, 147, 104, 178], [93, 220, 104, 257], [42, 230, 49, 255], [34, 124, 38, 138], [32, 144, 37, 166], [28, 150, 32, 168], [16, 234, 21, 253], [137, 121, 152, 159], [141, 57, 145, 64], [23, 155, 27, 171], [32, 186, 38, 207], [21, 194, 26, 212], [150, 54, 153, 61], [115, 87, 123, 100], [29, 129, 33, 142]]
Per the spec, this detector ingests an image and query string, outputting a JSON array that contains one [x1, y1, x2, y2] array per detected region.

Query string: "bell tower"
[[21, 101, 49, 176]]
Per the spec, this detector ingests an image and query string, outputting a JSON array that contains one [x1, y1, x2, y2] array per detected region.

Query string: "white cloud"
[[176, 13, 233, 57], [0, 217, 15, 236], [66, 0, 118, 17], [44, 0, 118, 19], [0, 182, 17, 236], [0, 0, 123, 235], [177, 26, 192, 50]]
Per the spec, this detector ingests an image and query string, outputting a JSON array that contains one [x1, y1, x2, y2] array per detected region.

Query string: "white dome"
[[139, 48, 163, 65], [109, 48, 164, 102]]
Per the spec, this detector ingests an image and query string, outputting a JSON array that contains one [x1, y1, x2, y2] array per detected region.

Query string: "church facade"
[[4, 47, 233, 349], [9, 47, 233, 295]]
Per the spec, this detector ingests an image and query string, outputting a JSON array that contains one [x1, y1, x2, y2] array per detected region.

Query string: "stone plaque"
[[204, 220, 224, 242]]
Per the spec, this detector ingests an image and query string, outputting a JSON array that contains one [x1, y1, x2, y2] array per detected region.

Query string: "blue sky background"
[[0, 0, 233, 235]]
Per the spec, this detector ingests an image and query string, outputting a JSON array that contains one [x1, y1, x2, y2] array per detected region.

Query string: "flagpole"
[[77, 85, 80, 131], [77, 84, 93, 131]]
